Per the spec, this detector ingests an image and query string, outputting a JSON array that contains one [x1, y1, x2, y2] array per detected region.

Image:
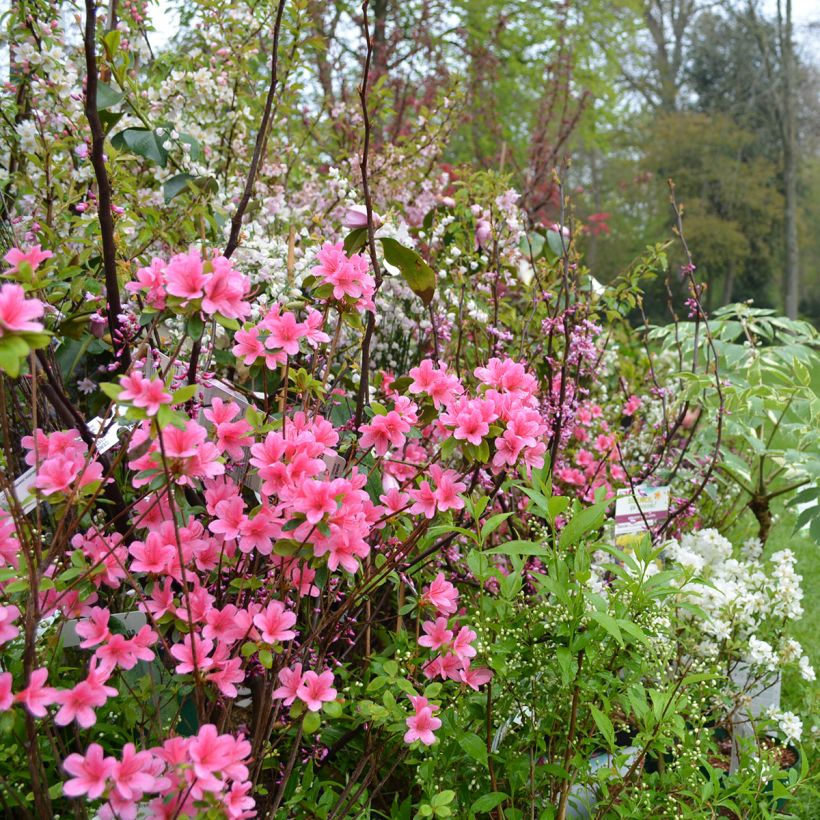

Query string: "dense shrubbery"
[[0, 2, 817, 818]]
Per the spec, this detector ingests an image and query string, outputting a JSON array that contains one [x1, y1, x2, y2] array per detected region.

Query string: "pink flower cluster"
[[248, 412, 377, 573], [311, 242, 375, 310], [126, 249, 251, 319], [118, 372, 172, 415], [417, 573, 492, 692], [408, 357, 548, 472], [22, 428, 105, 498], [232, 304, 329, 368], [62, 724, 254, 819], [129, 418, 224, 487], [554, 398, 631, 498], [272, 664, 338, 712]]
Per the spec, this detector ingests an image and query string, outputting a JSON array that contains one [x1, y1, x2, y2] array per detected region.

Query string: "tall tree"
[[747, 0, 800, 317]]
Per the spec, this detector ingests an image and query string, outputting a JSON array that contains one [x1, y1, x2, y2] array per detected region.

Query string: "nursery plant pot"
[[566, 747, 640, 819]]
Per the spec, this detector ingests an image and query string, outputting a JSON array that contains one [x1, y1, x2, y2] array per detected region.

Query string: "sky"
[[145, 0, 817, 56]]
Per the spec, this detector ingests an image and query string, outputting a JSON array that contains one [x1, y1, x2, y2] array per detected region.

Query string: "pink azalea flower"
[[459, 665, 493, 691], [238, 509, 279, 556], [296, 670, 337, 712], [127, 258, 167, 310], [203, 604, 253, 644], [170, 633, 214, 675], [225, 780, 256, 818], [208, 657, 244, 698], [209, 495, 247, 540], [420, 573, 459, 616], [0, 672, 12, 711], [313, 528, 369, 574], [232, 326, 265, 365], [0, 604, 20, 644], [3, 244, 52, 275], [129, 531, 175, 574], [452, 626, 477, 662], [252, 601, 297, 644], [408, 481, 437, 519], [54, 675, 114, 728], [62, 743, 116, 799], [423, 652, 462, 681], [430, 465, 466, 512], [110, 742, 156, 801], [0, 283, 45, 335], [359, 411, 409, 456], [165, 248, 207, 302], [118, 373, 172, 416], [95, 634, 142, 674], [141, 578, 176, 619], [187, 724, 233, 781], [201, 257, 251, 319], [418, 617, 453, 650], [302, 309, 331, 347], [271, 663, 304, 706], [404, 705, 441, 745], [15, 667, 58, 717], [292, 478, 337, 524], [74, 606, 111, 648], [264, 310, 304, 356], [622, 395, 642, 416]]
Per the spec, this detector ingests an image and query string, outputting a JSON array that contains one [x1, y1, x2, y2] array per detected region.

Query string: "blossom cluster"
[[126, 248, 252, 320], [62, 724, 254, 819]]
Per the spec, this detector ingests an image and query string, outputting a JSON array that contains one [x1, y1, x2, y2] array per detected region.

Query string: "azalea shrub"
[[0, 2, 818, 819]]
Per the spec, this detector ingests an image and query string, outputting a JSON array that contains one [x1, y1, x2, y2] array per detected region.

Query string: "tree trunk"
[[782, 0, 799, 318]]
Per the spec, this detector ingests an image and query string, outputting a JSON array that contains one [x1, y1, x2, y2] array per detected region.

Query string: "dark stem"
[[353, 0, 383, 431], [223, 0, 288, 260], [83, 0, 130, 371]]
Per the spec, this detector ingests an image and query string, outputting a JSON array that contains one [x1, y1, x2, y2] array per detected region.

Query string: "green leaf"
[[172, 384, 199, 404], [458, 732, 488, 767], [0, 338, 25, 377], [111, 128, 168, 167], [186, 313, 205, 341], [96, 81, 123, 111], [590, 705, 615, 748], [303, 710, 321, 734], [431, 790, 455, 807], [344, 227, 368, 255], [179, 133, 203, 161], [558, 498, 609, 550], [589, 611, 623, 646], [99, 382, 124, 401], [480, 512, 512, 542], [379, 237, 436, 305], [485, 539, 545, 556], [519, 232, 545, 258], [103, 29, 121, 57], [164, 173, 195, 203], [470, 792, 508, 814], [546, 229, 568, 258]]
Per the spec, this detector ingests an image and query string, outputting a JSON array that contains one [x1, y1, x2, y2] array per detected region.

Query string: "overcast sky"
[[148, 1, 818, 55]]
